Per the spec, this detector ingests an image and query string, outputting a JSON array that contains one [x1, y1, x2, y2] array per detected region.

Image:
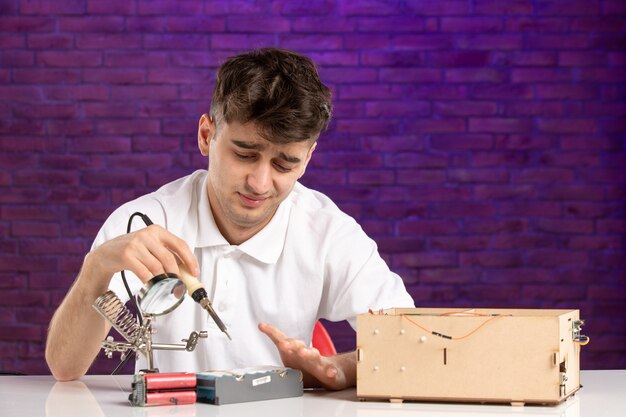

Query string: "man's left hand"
[[258, 322, 356, 390]]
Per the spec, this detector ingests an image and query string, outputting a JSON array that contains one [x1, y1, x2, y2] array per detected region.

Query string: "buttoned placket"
[[210, 246, 239, 329]]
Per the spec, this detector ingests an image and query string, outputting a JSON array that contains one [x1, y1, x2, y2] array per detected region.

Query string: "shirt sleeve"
[[319, 217, 415, 329]]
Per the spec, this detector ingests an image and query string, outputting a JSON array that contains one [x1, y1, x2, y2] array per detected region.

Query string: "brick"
[[105, 155, 174, 170], [457, 34, 523, 50], [535, 0, 601, 15], [0, 17, 55, 32], [448, 169, 509, 183], [513, 168, 574, 183], [405, 1, 469, 15], [375, 237, 426, 253], [0, 120, 44, 135], [0, 35, 25, 48], [348, 170, 394, 185], [597, 220, 626, 234], [326, 153, 382, 169], [356, 17, 432, 32], [431, 236, 490, 251], [398, 220, 459, 236], [503, 102, 563, 117], [469, 118, 532, 133], [361, 51, 423, 67], [171, 50, 229, 68], [13, 68, 81, 84], [407, 119, 466, 134], [47, 121, 95, 137], [227, 17, 290, 32], [46, 188, 107, 204], [474, 0, 533, 14], [471, 151, 529, 167], [464, 219, 527, 234], [384, 153, 446, 169], [379, 68, 441, 83], [166, 17, 226, 33], [559, 51, 608, 67], [87, 0, 135, 14], [292, 17, 355, 33], [11, 222, 60, 238], [0, 155, 36, 169], [394, 253, 458, 268], [540, 185, 605, 201], [365, 101, 430, 117], [1, 206, 64, 221], [419, 269, 479, 284], [536, 219, 594, 234], [0, 326, 42, 341], [110, 86, 177, 100], [522, 285, 586, 301], [500, 202, 557, 218], [280, 34, 343, 50], [59, 16, 124, 32], [125, 16, 167, 32], [20, 0, 84, 15], [495, 136, 556, 150], [104, 51, 169, 67], [96, 119, 160, 136], [591, 252, 625, 269], [428, 51, 495, 67], [396, 169, 446, 185], [527, 34, 591, 49], [14, 170, 79, 187], [81, 170, 146, 188], [137, 0, 203, 15], [276, 0, 335, 15], [537, 119, 597, 133], [0, 86, 41, 102], [441, 17, 504, 32], [445, 68, 505, 83], [36, 51, 102, 67], [566, 202, 621, 218], [604, 1, 626, 13], [474, 185, 535, 200], [482, 269, 552, 284], [431, 136, 492, 150], [76, 34, 142, 49], [461, 252, 523, 267], [20, 238, 85, 255], [144, 34, 209, 50], [472, 84, 532, 99], [13, 103, 77, 119], [335, 119, 397, 135], [526, 249, 590, 268], [44, 85, 108, 101], [391, 34, 455, 50], [434, 101, 497, 116], [560, 137, 623, 151], [319, 68, 377, 84], [431, 203, 496, 218], [537, 85, 600, 100], [67, 137, 131, 155], [567, 236, 622, 250], [407, 84, 468, 100], [508, 51, 558, 66], [588, 285, 626, 301]]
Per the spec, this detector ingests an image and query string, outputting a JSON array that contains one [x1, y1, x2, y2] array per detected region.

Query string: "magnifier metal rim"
[[137, 272, 185, 316]]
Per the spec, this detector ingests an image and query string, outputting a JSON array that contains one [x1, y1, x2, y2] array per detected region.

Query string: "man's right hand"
[[87, 224, 200, 286]]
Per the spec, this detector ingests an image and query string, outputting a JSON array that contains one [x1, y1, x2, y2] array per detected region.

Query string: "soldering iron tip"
[[225, 331, 232, 341]]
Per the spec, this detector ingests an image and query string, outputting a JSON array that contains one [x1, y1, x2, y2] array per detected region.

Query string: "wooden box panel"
[[356, 308, 582, 405]]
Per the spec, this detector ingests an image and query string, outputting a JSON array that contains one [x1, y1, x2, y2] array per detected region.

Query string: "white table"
[[0, 370, 623, 417]]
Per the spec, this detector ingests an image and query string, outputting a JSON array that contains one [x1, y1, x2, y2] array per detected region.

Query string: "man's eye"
[[273, 163, 292, 173], [235, 152, 254, 159]]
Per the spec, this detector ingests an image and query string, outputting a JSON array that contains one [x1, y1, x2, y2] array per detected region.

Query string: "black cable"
[[112, 212, 154, 375]]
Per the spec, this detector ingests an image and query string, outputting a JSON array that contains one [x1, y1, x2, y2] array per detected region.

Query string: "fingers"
[[258, 323, 289, 345], [107, 224, 199, 282]]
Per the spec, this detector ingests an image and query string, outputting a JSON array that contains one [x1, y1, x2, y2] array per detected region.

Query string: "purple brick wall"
[[0, 0, 624, 375]]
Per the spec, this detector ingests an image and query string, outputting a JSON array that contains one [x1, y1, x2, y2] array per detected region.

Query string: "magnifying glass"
[[137, 273, 186, 316]]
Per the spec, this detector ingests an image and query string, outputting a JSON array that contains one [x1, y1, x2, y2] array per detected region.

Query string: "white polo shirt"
[[93, 170, 414, 373]]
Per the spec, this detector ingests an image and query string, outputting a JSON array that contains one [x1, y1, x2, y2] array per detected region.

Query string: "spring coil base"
[[93, 290, 140, 344]]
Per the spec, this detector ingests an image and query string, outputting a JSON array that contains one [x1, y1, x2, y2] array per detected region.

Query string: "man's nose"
[[246, 162, 272, 194]]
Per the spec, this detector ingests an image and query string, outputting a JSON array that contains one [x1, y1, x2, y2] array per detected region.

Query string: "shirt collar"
[[195, 175, 291, 265]]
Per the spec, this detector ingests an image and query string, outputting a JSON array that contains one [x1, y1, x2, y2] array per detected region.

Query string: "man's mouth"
[[238, 192, 267, 208]]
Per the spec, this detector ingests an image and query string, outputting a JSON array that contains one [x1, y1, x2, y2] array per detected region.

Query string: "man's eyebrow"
[[232, 139, 301, 164], [232, 139, 264, 150]]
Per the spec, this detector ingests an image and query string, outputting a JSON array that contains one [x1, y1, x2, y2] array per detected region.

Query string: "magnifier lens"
[[137, 273, 186, 316]]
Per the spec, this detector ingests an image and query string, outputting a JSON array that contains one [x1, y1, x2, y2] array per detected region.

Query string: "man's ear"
[[298, 141, 317, 179], [198, 114, 215, 157]]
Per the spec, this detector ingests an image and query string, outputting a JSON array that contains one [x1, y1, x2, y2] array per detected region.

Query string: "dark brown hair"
[[210, 48, 332, 143]]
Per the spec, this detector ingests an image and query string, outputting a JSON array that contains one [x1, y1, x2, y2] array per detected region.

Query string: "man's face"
[[198, 115, 316, 243]]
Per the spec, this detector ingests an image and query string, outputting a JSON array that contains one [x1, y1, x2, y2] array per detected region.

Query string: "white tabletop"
[[0, 370, 624, 417]]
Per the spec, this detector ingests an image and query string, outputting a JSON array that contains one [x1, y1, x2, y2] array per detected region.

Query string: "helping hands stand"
[[92, 274, 213, 372]]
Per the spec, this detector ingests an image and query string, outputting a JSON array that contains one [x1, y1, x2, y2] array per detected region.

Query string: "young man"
[[45, 48, 414, 389]]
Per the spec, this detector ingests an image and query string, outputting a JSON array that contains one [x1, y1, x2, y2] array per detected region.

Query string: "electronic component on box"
[[196, 366, 303, 405], [130, 372, 197, 407]]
